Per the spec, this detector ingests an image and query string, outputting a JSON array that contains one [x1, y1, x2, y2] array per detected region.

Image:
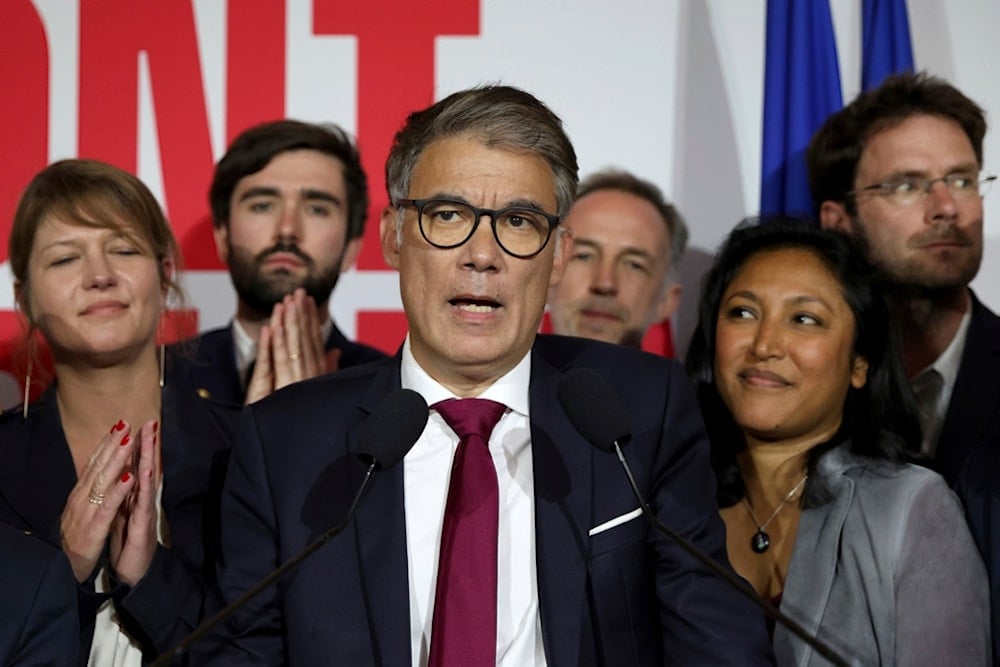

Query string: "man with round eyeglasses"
[[207, 84, 774, 665]]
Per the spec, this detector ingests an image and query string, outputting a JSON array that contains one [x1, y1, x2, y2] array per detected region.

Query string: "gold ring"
[[289, 353, 301, 361], [88, 488, 106, 505]]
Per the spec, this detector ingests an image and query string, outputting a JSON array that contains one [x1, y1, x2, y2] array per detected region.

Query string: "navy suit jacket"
[[955, 434, 1000, 666], [0, 366, 239, 661], [941, 293, 1000, 664], [0, 522, 79, 666], [176, 322, 387, 405], [934, 292, 1000, 485], [206, 335, 774, 665]]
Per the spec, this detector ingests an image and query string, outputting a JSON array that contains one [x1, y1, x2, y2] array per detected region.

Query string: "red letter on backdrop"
[[226, 0, 285, 143], [79, 0, 218, 269], [78, 1, 286, 269], [0, 0, 48, 264], [0, 1, 49, 382], [313, 0, 480, 270]]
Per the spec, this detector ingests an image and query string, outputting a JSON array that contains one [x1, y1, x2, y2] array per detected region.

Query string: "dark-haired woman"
[[686, 219, 989, 665], [0, 159, 237, 664]]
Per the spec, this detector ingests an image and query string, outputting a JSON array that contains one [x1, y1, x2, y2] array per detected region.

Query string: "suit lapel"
[[191, 326, 243, 405], [350, 360, 413, 665], [159, 383, 198, 517], [157, 383, 233, 531], [936, 296, 1000, 482], [776, 458, 855, 664], [529, 341, 593, 666], [0, 390, 78, 546]]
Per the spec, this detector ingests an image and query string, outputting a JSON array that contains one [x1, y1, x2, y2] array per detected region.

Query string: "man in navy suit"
[[207, 85, 773, 665], [809, 71, 999, 483], [182, 120, 385, 405]]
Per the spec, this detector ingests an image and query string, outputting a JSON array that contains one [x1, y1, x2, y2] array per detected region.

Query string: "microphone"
[[150, 388, 429, 666], [556, 368, 850, 667]]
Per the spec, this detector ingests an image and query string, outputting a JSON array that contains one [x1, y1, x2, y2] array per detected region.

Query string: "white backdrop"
[[2, 0, 999, 405]]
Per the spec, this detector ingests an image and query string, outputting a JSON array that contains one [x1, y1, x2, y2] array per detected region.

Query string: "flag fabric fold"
[[861, 0, 914, 90], [760, 0, 843, 217]]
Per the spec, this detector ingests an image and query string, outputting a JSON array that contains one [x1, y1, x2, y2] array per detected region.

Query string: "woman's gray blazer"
[[775, 444, 990, 666]]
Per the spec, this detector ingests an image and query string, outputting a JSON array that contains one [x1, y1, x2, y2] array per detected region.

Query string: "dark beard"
[[228, 241, 343, 318]]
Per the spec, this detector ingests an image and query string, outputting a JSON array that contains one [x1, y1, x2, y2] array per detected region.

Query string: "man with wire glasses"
[[809, 72, 1000, 663], [808, 71, 998, 483]]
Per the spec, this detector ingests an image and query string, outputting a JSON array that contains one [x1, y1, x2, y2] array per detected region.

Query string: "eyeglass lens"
[[418, 199, 552, 257]]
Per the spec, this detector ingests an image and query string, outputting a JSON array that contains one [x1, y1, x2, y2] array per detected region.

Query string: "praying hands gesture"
[[110, 419, 160, 586], [245, 288, 341, 404], [59, 420, 160, 584]]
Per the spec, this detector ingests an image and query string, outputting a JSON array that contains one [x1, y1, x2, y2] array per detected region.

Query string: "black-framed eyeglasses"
[[848, 174, 997, 207], [396, 197, 560, 259]]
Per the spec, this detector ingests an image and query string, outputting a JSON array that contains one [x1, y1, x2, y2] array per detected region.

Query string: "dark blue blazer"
[[175, 322, 388, 405], [945, 293, 1000, 665], [0, 522, 79, 666], [0, 366, 239, 661], [205, 335, 774, 665], [934, 292, 1000, 485], [954, 432, 1000, 666]]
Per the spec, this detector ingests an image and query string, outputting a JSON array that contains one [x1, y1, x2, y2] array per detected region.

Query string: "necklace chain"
[[742, 475, 808, 533]]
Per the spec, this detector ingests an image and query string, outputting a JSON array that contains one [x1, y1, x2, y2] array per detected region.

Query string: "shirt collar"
[[399, 335, 531, 417], [913, 298, 972, 393], [231, 317, 257, 382]]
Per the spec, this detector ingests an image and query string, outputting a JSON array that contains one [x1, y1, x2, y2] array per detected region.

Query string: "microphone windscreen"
[[357, 389, 429, 469], [557, 367, 631, 452]]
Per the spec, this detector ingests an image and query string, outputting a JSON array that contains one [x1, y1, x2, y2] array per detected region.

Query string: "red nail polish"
[[153, 421, 159, 433], [114, 420, 126, 432], [121, 472, 130, 483], [120, 434, 130, 446]]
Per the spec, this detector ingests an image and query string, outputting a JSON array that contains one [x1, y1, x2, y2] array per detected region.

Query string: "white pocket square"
[[588, 507, 643, 536]]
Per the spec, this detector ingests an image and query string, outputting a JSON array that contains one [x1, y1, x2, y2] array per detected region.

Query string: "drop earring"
[[22, 355, 32, 419], [159, 342, 165, 388]]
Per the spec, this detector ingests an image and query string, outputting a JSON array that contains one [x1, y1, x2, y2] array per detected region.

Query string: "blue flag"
[[861, 0, 914, 90], [760, 0, 843, 217]]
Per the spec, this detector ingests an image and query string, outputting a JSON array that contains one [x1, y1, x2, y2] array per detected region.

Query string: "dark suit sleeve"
[[1, 534, 80, 666], [112, 543, 205, 653], [98, 391, 238, 656], [196, 405, 285, 664], [649, 363, 774, 664]]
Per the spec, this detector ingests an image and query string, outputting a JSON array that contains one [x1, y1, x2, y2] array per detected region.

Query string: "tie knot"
[[434, 398, 506, 441], [912, 369, 945, 456], [912, 368, 943, 404]]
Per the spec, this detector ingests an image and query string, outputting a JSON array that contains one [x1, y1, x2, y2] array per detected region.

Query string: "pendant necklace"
[[742, 475, 808, 554]]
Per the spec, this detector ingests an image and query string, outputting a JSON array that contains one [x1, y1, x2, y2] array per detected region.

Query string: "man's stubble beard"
[[851, 215, 982, 299]]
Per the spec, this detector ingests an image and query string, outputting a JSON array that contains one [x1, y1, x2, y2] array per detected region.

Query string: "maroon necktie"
[[428, 398, 507, 667]]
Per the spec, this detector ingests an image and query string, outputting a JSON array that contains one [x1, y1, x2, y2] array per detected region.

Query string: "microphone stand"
[[149, 461, 379, 667], [610, 441, 850, 667]]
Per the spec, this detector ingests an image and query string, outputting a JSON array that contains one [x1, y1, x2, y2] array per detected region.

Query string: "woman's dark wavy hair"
[[684, 218, 921, 508]]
